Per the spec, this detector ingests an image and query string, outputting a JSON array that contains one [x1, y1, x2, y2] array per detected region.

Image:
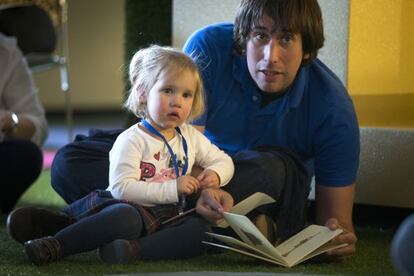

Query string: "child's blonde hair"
[[124, 45, 204, 121]]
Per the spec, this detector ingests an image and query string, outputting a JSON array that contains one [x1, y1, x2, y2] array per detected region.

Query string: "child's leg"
[[100, 215, 210, 263], [24, 203, 144, 265], [55, 203, 144, 256]]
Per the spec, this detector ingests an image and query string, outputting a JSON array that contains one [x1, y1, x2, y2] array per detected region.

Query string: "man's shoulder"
[[193, 23, 233, 37], [186, 23, 234, 47], [305, 59, 351, 104], [0, 33, 18, 60]]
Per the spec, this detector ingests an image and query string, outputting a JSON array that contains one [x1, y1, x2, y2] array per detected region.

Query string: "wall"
[[348, 0, 414, 127], [34, 0, 125, 112]]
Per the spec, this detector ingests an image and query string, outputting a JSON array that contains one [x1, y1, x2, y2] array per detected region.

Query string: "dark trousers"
[[0, 139, 43, 213], [57, 202, 209, 260], [51, 129, 121, 203], [51, 129, 310, 240]]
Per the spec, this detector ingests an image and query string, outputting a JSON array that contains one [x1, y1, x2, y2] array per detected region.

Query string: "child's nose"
[[171, 95, 182, 107]]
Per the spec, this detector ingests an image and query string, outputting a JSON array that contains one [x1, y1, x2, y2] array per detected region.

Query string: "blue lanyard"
[[142, 120, 188, 177], [142, 119, 189, 213]]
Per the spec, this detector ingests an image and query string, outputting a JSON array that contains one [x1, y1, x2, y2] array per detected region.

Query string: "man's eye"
[[255, 33, 268, 41], [280, 33, 295, 44]]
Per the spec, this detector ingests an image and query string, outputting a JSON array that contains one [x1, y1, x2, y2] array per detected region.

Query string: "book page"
[[222, 212, 287, 265], [216, 192, 275, 228], [202, 241, 285, 266], [205, 232, 282, 263], [296, 242, 348, 264], [275, 224, 343, 266]]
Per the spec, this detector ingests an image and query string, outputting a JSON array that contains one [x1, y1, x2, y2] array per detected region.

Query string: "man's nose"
[[264, 39, 281, 63]]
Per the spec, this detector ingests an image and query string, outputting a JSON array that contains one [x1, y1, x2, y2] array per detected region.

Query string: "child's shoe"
[[99, 239, 140, 264], [7, 207, 73, 244], [24, 236, 63, 265]]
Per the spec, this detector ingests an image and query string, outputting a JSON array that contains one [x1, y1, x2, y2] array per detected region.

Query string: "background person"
[[0, 32, 48, 214]]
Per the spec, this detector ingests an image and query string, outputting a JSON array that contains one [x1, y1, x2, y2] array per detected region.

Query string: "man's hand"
[[197, 169, 220, 189], [315, 184, 356, 260], [324, 218, 357, 259], [196, 188, 233, 225], [177, 175, 200, 196]]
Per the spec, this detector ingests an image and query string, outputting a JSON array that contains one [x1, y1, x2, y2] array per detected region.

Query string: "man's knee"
[[51, 145, 109, 203], [224, 150, 287, 203]]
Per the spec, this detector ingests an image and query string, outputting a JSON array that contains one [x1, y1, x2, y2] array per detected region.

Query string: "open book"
[[162, 192, 275, 226], [204, 212, 347, 267]]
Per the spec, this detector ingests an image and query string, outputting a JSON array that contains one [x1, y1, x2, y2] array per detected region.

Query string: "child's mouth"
[[167, 112, 180, 119]]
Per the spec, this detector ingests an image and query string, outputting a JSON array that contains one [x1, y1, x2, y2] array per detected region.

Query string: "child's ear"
[[138, 89, 147, 103]]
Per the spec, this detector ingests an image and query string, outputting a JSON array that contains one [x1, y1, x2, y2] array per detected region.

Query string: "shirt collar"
[[233, 54, 309, 110]]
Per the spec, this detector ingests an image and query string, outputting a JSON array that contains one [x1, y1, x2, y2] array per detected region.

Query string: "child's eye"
[[183, 92, 193, 98], [162, 88, 173, 94]]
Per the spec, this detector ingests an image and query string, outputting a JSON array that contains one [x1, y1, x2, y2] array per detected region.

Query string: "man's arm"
[[315, 183, 357, 258]]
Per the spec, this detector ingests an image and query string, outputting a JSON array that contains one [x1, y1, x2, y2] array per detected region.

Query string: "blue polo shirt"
[[183, 23, 360, 187]]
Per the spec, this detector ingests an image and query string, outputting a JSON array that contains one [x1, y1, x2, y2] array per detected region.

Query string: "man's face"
[[246, 14, 308, 93]]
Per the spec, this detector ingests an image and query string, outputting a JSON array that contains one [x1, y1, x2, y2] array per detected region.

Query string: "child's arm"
[[189, 126, 235, 187]]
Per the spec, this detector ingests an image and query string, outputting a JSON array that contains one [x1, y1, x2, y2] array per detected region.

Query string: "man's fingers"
[[332, 232, 357, 245], [218, 191, 233, 212], [196, 202, 222, 224], [326, 244, 355, 258]]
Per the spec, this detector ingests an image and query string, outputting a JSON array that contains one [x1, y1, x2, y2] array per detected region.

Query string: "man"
[[183, 0, 359, 258]]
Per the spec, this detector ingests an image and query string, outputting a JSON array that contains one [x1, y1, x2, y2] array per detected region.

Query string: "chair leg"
[[59, 59, 72, 142]]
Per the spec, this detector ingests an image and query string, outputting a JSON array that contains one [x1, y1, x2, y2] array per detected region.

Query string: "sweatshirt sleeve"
[[189, 126, 234, 186]]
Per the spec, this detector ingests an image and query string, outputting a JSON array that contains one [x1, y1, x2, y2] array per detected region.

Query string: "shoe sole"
[[7, 207, 42, 244], [7, 207, 71, 244], [24, 241, 43, 265]]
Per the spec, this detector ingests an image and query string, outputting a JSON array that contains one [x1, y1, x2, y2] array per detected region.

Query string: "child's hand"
[[177, 175, 200, 196], [197, 169, 220, 189]]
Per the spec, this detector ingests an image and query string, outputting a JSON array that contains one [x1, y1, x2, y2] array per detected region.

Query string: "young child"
[[7, 45, 234, 265]]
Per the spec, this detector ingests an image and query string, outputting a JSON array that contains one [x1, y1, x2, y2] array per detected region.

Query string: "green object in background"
[[124, 0, 172, 127]]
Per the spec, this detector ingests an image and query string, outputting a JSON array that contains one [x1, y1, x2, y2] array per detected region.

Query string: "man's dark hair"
[[233, 0, 324, 65]]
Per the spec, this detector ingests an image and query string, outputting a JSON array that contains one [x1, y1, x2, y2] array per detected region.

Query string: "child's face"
[[146, 68, 196, 133]]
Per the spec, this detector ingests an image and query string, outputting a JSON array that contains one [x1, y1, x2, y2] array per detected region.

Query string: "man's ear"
[[301, 53, 312, 65]]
